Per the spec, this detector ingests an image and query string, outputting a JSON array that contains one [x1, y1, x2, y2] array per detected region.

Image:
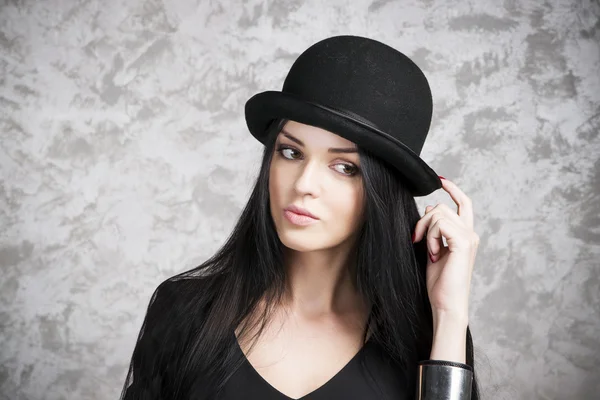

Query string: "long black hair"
[[119, 118, 481, 400]]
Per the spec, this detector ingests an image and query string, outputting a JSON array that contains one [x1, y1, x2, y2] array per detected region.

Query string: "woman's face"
[[269, 120, 365, 252]]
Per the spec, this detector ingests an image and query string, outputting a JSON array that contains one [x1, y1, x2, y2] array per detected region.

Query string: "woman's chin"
[[279, 232, 326, 253]]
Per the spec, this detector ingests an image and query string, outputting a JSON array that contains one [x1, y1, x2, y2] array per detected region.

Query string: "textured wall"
[[1, 0, 599, 399]]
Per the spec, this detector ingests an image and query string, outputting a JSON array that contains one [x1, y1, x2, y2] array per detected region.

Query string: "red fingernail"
[[438, 176, 446, 180]]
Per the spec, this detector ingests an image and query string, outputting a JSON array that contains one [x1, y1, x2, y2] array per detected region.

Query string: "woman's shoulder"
[[140, 275, 214, 340], [149, 275, 211, 310], [148, 275, 210, 316]]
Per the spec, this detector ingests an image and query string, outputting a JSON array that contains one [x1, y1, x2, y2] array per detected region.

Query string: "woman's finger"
[[430, 203, 463, 226], [425, 212, 445, 259], [439, 178, 474, 229], [414, 203, 461, 244], [423, 205, 445, 258], [414, 205, 436, 244], [426, 216, 463, 263]]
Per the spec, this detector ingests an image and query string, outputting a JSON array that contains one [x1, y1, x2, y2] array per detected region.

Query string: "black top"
[[122, 279, 414, 400], [218, 331, 409, 399]]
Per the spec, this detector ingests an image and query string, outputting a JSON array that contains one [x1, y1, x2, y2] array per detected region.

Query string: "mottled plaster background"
[[1, 0, 599, 399]]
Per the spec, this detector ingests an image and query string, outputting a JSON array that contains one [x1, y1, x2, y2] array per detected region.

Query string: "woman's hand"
[[412, 177, 479, 324]]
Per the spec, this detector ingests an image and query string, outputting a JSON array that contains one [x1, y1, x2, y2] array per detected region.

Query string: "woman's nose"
[[293, 161, 322, 196]]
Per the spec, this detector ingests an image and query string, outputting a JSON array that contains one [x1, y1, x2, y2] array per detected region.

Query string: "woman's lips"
[[283, 210, 320, 226]]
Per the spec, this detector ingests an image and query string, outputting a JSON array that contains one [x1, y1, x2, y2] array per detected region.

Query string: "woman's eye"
[[334, 163, 358, 176], [277, 145, 359, 177], [279, 147, 301, 159]]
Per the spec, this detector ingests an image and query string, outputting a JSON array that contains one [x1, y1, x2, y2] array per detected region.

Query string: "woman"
[[120, 35, 481, 400]]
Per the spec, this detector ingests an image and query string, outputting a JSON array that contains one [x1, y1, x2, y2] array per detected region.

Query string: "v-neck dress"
[[217, 331, 409, 399], [122, 279, 411, 400]]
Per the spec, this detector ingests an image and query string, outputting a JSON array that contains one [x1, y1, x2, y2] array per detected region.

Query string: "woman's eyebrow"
[[280, 130, 358, 153]]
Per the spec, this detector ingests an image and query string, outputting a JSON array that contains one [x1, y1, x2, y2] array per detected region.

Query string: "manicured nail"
[[438, 175, 446, 180]]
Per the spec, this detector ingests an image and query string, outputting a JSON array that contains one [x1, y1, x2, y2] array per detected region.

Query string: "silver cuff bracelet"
[[415, 360, 473, 400]]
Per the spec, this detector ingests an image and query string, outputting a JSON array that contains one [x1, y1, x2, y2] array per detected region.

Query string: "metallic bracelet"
[[415, 360, 473, 400]]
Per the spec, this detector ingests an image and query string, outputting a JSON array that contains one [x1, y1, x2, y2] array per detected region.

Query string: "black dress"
[[122, 279, 411, 400], [219, 331, 409, 399]]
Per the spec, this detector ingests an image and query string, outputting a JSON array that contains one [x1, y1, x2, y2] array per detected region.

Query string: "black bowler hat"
[[244, 35, 442, 196]]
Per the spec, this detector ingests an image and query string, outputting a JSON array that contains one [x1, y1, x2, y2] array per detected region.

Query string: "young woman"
[[120, 35, 481, 400]]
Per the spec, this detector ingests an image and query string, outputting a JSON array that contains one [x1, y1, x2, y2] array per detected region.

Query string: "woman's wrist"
[[429, 310, 468, 364], [431, 308, 468, 328]]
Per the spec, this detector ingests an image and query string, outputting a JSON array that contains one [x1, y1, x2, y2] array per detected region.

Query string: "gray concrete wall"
[[1, 0, 599, 399]]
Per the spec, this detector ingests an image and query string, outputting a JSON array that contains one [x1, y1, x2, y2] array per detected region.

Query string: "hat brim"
[[245, 91, 442, 196]]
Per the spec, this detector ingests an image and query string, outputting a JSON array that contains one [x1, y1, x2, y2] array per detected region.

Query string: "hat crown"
[[281, 35, 433, 155]]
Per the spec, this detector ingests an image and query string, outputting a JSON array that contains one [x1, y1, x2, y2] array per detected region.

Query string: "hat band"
[[303, 100, 420, 158]]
